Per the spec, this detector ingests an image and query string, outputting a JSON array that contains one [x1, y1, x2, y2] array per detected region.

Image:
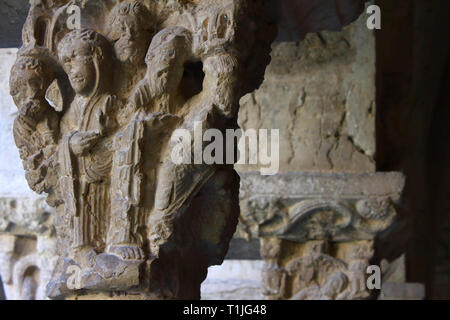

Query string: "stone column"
[[9, 0, 275, 299], [236, 12, 407, 300]]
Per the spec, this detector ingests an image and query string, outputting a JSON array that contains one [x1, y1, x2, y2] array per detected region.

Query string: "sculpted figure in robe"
[[56, 29, 118, 262], [10, 29, 119, 266], [10, 54, 60, 201]]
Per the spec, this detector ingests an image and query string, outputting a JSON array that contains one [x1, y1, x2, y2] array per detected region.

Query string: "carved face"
[[60, 40, 96, 96], [10, 57, 49, 116], [10, 70, 44, 106], [111, 15, 148, 65], [203, 54, 238, 109]]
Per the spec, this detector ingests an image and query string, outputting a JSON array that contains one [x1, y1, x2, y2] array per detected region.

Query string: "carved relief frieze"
[[239, 172, 405, 300], [239, 172, 405, 241], [260, 238, 375, 300]]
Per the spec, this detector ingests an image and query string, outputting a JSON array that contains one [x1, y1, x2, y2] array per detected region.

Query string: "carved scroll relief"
[[238, 172, 405, 300]]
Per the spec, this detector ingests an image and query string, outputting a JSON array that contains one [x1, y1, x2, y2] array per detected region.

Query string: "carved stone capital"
[[10, 0, 276, 299], [238, 172, 405, 300], [239, 172, 405, 241]]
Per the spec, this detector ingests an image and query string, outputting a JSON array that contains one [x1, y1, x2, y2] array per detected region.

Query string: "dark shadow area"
[[375, 0, 450, 299], [225, 238, 261, 260], [0, 276, 6, 300], [179, 61, 205, 101]]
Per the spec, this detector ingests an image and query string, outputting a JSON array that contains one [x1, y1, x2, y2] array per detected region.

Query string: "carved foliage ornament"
[[241, 196, 397, 241]]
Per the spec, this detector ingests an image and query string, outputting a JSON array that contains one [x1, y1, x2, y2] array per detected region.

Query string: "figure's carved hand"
[[69, 131, 102, 156]]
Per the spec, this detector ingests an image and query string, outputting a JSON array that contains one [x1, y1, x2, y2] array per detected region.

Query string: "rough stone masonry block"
[[237, 12, 376, 173]]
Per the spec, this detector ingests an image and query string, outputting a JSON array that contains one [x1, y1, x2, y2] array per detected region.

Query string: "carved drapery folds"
[[239, 172, 405, 300], [10, 0, 276, 299]]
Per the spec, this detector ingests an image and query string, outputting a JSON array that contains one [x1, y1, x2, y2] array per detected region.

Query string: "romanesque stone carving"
[[10, 0, 276, 299], [260, 238, 376, 300], [239, 172, 405, 241], [238, 172, 405, 300]]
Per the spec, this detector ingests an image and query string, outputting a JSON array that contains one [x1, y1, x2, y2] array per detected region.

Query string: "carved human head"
[[10, 56, 51, 113], [106, 1, 153, 65], [58, 29, 111, 96], [145, 27, 192, 93], [203, 53, 239, 109]]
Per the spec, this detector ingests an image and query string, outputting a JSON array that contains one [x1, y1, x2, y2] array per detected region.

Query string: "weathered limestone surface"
[[9, 0, 275, 299], [0, 48, 38, 199], [203, 8, 381, 300], [233, 7, 408, 300], [237, 13, 375, 173], [203, 8, 389, 299], [239, 172, 405, 242], [237, 171, 405, 300], [1, 0, 416, 301], [0, 1, 372, 300], [261, 238, 376, 300], [0, 197, 53, 239]]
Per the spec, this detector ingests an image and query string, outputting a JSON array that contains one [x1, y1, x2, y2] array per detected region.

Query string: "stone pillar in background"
[[236, 12, 408, 300], [9, 0, 275, 299]]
